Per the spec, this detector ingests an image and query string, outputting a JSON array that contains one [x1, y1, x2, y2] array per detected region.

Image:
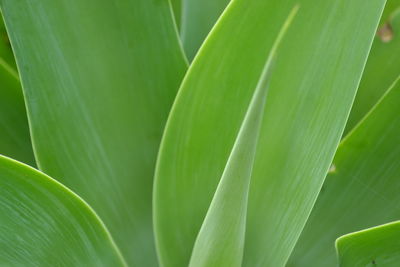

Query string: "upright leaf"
[[170, 0, 182, 31], [336, 221, 400, 267], [154, 0, 386, 266], [0, 0, 187, 265], [288, 77, 400, 266], [0, 16, 34, 166], [189, 9, 297, 267], [0, 63, 35, 166], [0, 155, 126, 266], [179, 0, 230, 60], [379, 0, 400, 25], [0, 15, 16, 68], [344, 10, 400, 134]]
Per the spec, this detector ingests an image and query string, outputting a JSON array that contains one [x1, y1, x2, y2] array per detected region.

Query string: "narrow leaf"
[[336, 221, 400, 267], [288, 77, 400, 266], [0, 0, 187, 265], [188, 8, 297, 267], [0, 155, 126, 266]]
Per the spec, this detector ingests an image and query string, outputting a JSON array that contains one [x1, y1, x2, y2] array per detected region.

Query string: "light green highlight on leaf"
[[0, 155, 126, 266], [0, 0, 187, 265], [288, 76, 400, 267], [336, 221, 400, 267], [345, 10, 400, 135], [154, 0, 386, 266], [188, 8, 298, 267]]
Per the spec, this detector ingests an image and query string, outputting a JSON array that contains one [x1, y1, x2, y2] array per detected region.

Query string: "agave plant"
[[0, 0, 399, 266]]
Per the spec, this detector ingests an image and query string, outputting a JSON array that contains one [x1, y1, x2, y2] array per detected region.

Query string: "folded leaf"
[[154, 0, 386, 266], [0, 155, 126, 266], [288, 77, 400, 266], [188, 9, 297, 267], [0, 0, 187, 265], [336, 221, 400, 267], [344, 10, 400, 135]]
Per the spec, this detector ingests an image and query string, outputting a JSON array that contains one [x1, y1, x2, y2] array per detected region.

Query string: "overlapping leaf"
[[175, 0, 230, 60], [336, 221, 400, 267], [0, 155, 126, 266], [288, 77, 400, 266], [344, 9, 400, 134], [188, 9, 297, 266], [154, 0, 386, 266], [0, 16, 34, 166], [0, 0, 187, 265]]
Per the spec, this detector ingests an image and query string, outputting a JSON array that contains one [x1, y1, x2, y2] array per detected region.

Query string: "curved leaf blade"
[[344, 10, 400, 135], [0, 15, 34, 166], [0, 155, 126, 266], [179, 0, 230, 60], [0, 0, 187, 265], [336, 221, 400, 267], [154, 0, 386, 266], [288, 77, 400, 266], [0, 64, 35, 167], [188, 9, 297, 266], [0, 16, 16, 69]]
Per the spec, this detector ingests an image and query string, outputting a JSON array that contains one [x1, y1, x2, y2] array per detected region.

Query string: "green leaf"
[[379, 0, 400, 25], [288, 77, 400, 267], [188, 8, 297, 267], [179, 0, 230, 60], [0, 15, 16, 69], [154, 0, 386, 266], [0, 62, 35, 167], [344, 10, 400, 135], [0, 155, 126, 266], [0, 0, 187, 265], [170, 0, 182, 32], [336, 221, 400, 267], [0, 17, 35, 166]]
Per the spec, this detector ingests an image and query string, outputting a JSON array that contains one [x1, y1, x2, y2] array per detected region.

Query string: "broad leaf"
[[154, 0, 386, 266], [288, 77, 400, 266], [336, 221, 400, 267], [344, 10, 400, 135], [0, 155, 126, 266], [188, 9, 297, 267], [0, 0, 187, 265]]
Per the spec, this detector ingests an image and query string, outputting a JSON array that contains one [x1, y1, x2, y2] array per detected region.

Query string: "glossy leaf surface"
[[336, 221, 400, 267], [0, 16, 34, 166], [154, 0, 386, 266], [0, 155, 126, 266], [288, 77, 400, 266], [0, 0, 187, 265], [188, 10, 296, 266], [178, 0, 230, 60], [344, 10, 400, 134]]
